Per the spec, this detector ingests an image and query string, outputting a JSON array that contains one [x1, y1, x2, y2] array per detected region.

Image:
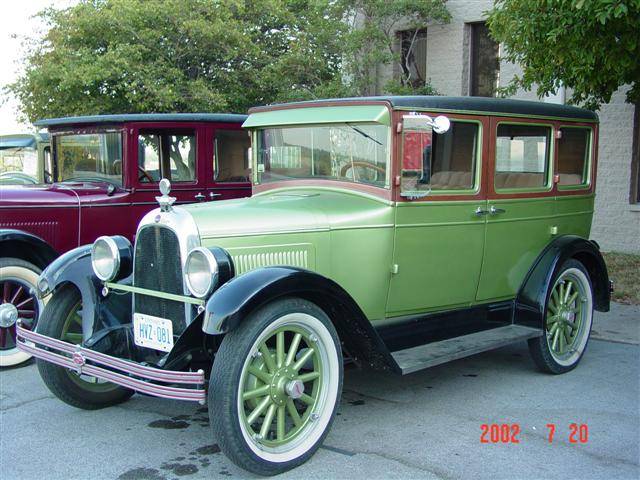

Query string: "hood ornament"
[[156, 178, 176, 212]]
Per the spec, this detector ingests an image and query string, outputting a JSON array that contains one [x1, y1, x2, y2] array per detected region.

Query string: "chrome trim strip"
[[105, 282, 205, 306], [17, 324, 206, 403]]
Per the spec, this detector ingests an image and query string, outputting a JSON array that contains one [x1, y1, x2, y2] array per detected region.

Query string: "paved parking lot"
[[1, 305, 639, 480]]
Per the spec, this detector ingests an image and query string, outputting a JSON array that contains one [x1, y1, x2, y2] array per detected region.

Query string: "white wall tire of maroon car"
[[0, 258, 46, 367]]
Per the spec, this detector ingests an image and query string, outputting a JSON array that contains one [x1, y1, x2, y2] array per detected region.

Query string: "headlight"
[[91, 236, 120, 281], [185, 247, 219, 298]]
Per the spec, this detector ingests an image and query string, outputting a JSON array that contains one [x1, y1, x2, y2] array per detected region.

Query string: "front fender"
[[38, 245, 132, 342], [515, 235, 610, 330], [202, 267, 396, 371]]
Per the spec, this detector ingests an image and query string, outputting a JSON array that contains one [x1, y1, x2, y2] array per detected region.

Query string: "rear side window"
[[495, 124, 551, 190], [557, 127, 591, 186], [214, 130, 251, 182]]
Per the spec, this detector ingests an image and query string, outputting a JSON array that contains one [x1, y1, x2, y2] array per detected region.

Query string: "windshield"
[[0, 147, 38, 181], [56, 132, 122, 185], [255, 124, 389, 188]]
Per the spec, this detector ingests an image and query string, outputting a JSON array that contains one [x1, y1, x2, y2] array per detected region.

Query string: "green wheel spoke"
[[286, 398, 302, 427], [558, 283, 565, 306], [551, 328, 560, 351], [285, 333, 302, 366], [547, 302, 558, 314], [276, 406, 286, 441], [563, 326, 573, 346], [566, 291, 579, 307], [63, 333, 83, 344], [563, 281, 573, 303], [247, 396, 271, 425], [248, 365, 272, 384], [292, 348, 315, 372], [259, 343, 277, 373], [546, 314, 559, 325], [297, 371, 320, 383], [551, 288, 561, 309], [276, 331, 285, 368], [260, 404, 277, 439], [242, 384, 270, 401], [299, 393, 315, 405], [557, 326, 565, 354]]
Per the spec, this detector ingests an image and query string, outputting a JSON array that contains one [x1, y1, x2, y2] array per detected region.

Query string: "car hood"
[[186, 187, 393, 239], [0, 181, 119, 207]]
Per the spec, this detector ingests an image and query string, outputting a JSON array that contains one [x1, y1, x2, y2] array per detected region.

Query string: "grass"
[[602, 252, 640, 305]]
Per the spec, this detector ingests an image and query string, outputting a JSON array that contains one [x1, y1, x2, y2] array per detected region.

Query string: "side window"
[[495, 124, 551, 190], [214, 130, 251, 182], [557, 127, 591, 186], [401, 119, 478, 195], [137, 130, 196, 183]]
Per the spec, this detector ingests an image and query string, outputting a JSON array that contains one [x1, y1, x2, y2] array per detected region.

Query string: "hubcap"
[[0, 303, 18, 328]]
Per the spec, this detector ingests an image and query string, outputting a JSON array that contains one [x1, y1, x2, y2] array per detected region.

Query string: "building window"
[[468, 22, 499, 97], [397, 29, 428, 88]]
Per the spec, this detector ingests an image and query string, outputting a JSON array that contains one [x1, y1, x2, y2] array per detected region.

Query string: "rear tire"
[[528, 259, 594, 374], [36, 285, 133, 409], [209, 297, 343, 475]]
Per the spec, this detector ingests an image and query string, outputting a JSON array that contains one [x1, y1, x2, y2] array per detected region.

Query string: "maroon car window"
[[138, 130, 196, 183], [56, 132, 123, 185], [214, 130, 251, 182]]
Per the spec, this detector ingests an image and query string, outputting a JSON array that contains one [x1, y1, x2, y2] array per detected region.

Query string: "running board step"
[[391, 325, 542, 375]]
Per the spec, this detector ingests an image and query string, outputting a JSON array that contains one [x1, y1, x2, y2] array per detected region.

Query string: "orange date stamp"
[[480, 423, 589, 444]]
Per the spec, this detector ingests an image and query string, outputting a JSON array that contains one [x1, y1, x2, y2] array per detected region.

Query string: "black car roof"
[[251, 96, 598, 122], [34, 113, 248, 127]]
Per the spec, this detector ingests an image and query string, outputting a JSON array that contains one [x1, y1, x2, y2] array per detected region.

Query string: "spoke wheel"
[[529, 259, 594, 374], [210, 298, 342, 475], [0, 258, 45, 368]]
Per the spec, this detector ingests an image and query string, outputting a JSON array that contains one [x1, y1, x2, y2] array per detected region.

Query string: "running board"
[[391, 325, 542, 375]]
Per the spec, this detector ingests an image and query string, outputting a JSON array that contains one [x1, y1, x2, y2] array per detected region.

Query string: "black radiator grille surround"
[[134, 225, 186, 334]]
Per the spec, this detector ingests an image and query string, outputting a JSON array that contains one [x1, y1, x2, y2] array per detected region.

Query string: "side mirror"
[[432, 115, 451, 134]]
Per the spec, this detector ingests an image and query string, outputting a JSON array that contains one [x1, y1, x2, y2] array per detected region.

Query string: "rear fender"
[[0, 229, 58, 269], [515, 235, 610, 330]]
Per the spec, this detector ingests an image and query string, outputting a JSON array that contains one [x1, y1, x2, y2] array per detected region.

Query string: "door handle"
[[475, 206, 489, 216], [209, 192, 222, 200], [489, 206, 506, 215], [195, 192, 205, 201]]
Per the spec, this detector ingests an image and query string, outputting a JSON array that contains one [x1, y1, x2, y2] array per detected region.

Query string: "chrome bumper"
[[16, 323, 206, 404]]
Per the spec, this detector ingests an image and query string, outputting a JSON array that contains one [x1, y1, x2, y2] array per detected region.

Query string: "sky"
[[0, 1, 76, 135]]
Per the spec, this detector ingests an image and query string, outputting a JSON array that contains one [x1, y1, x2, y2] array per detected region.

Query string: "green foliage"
[[487, 0, 640, 109], [8, 0, 451, 121], [338, 0, 450, 96], [7, 0, 347, 121]]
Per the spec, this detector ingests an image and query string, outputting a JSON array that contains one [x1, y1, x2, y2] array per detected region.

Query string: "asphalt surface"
[[1, 305, 638, 480]]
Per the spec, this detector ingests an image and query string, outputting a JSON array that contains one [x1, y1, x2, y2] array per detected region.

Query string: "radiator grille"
[[134, 225, 186, 333]]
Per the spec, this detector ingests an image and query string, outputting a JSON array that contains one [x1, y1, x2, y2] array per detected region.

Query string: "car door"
[[129, 123, 208, 228], [207, 126, 252, 201], [386, 113, 488, 317], [475, 117, 556, 302]]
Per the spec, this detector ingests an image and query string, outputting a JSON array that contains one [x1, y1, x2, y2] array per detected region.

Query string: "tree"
[[338, 0, 451, 96], [7, 0, 347, 121], [487, 0, 640, 109]]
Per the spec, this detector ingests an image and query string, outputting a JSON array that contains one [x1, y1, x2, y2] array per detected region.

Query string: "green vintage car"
[[19, 96, 610, 475]]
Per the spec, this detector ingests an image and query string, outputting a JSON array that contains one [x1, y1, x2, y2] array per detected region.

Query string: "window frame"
[[399, 117, 483, 197], [133, 126, 199, 187], [467, 21, 500, 98], [556, 125, 593, 191], [493, 120, 554, 194], [52, 129, 124, 186], [252, 122, 393, 190]]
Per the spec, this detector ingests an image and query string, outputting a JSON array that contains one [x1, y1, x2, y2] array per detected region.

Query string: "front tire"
[[209, 297, 343, 476], [36, 285, 133, 409], [528, 259, 594, 374], [0, 258, 46, 367]]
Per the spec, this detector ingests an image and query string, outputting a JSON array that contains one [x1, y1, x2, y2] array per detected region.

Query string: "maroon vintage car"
[[0, 113, 250, 366]]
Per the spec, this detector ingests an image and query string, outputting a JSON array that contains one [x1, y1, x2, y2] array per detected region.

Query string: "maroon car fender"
[[0, 229, 59, 269]]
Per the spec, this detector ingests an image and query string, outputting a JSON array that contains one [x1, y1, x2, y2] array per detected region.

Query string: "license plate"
[[133, 313, 174, 352]]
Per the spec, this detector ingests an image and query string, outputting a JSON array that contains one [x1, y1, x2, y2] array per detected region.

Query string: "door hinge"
[[391, 264, 399, 275]]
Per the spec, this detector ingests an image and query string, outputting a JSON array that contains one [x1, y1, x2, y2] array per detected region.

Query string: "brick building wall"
[[374, 0, 639, 253]]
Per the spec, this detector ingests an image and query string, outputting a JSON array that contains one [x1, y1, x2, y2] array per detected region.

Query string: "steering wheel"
[[138, 165, 155, 183], [340, 161, 386, 180]]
